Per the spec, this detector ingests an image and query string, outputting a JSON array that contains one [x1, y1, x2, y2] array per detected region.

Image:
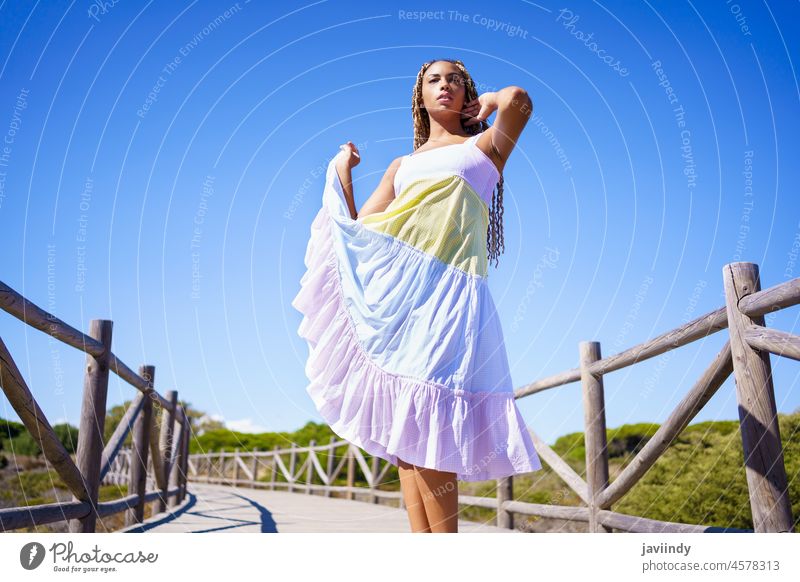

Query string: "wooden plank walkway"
[[118, 483, 515, 533]]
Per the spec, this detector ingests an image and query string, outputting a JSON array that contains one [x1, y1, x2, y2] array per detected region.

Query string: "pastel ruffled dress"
[[291, 131, 542, 482]]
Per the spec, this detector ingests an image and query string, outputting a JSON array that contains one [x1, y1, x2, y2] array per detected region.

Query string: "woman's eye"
[[428, 76, 463, 84]]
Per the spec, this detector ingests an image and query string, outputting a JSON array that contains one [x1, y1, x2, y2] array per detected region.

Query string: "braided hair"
[[411, 58, 505, 268]]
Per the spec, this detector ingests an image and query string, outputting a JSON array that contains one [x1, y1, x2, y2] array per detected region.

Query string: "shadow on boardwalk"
[[118, 483, 514, 533]]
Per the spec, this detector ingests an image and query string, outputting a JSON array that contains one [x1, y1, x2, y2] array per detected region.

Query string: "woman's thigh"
[[397, 458, 431, 532], [413, 465, 459, 533]]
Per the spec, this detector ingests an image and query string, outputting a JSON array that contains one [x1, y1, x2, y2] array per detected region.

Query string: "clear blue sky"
[[1, 1, 798, 447]]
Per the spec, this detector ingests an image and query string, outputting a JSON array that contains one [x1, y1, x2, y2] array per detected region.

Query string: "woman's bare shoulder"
[[375, 156, 405, 188], [385, 155, 405, 175]]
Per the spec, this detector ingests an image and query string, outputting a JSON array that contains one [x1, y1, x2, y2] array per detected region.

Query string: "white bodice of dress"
[[393, 132, 500, 206]]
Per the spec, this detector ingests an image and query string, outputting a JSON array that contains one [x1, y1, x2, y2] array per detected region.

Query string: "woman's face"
[[420, 61, 467, 115]]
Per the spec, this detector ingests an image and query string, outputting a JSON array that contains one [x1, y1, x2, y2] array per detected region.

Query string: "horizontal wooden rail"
[[744, 325, 800, 362], [597, 509, 752, 533], [738, 277, 800, 318], [0, 486, 181, 531], [514, 306, 729, 398], [514, 274, 798, 400], [0, 280, 174, 412]]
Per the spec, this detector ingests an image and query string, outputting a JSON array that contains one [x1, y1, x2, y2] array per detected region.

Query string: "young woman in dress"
[[293, 59, 540, 533]]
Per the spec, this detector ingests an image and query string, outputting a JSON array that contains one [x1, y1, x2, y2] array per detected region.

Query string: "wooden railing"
[[188, 440, 404, 506], [0, 280, 191, 532], [188, 261, 797, 533], [510, 261, 796, 533]]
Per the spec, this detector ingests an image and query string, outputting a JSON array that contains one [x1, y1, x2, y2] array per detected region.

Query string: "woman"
[[291, 59, 542, 533]]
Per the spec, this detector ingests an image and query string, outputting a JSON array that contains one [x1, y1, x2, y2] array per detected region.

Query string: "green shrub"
[[53, 423, 79, 454], [10, 432, 42, 457]]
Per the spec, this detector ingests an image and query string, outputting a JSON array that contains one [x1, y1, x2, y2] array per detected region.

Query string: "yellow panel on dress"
[[359, 175, 489, 277]]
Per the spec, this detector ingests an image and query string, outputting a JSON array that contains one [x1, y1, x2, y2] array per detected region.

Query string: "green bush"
[[614, 424, 751, 528], [0, 417, 26, 452], [612, 412, 799, 531], [552, 422, 662, 465], [11, 431, 42, 457], [524, 413, 799, 532], [0, 418, 79, 457], [53, 423, 79, 454]]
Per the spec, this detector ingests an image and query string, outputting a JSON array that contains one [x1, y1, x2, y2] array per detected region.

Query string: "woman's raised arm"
[[334, 141, 361, 219], [465, 86, 533, 171]]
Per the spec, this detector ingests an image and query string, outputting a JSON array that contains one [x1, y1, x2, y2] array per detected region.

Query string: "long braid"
[[412, 59, 505, 268]]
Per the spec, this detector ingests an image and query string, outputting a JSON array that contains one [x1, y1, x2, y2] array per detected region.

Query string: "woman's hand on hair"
[[337, 141, 361, 169], [462, 92, 498, 126]]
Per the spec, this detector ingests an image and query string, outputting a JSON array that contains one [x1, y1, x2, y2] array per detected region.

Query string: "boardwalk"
[[118, 483, 514, 533]]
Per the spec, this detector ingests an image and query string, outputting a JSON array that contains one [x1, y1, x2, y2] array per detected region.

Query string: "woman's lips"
[[437, 94, 452, 102]]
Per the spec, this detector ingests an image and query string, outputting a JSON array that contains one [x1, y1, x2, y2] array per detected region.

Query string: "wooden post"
[[125, 365, 154, 526], [146, 454, 153, 485], [288, 442, 297, 493], [181, 419, 190, 500], [325, 436, 335, 497], [147, 405, 165, 493], [234, 447, 241, 486], [306, 439, 315, 494], [175, 420, 183, 502], [158, 390, 177, 512], [170, 409, 186, 506], [369, 454, 379, 503], [723, 262, 793, 532], [346, 444, 355, 500], [270, 445, 278, 490], [581, 340, 611, 533], [167, 418, 180, 506], [496, 477, 513, 529], [251, 448, 259, 487], [69, 319, 113, 533]]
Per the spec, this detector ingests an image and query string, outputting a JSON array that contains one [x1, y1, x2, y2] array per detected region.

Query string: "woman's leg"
[[397, 458, 431, 532], [413, 466, 459, 533]]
